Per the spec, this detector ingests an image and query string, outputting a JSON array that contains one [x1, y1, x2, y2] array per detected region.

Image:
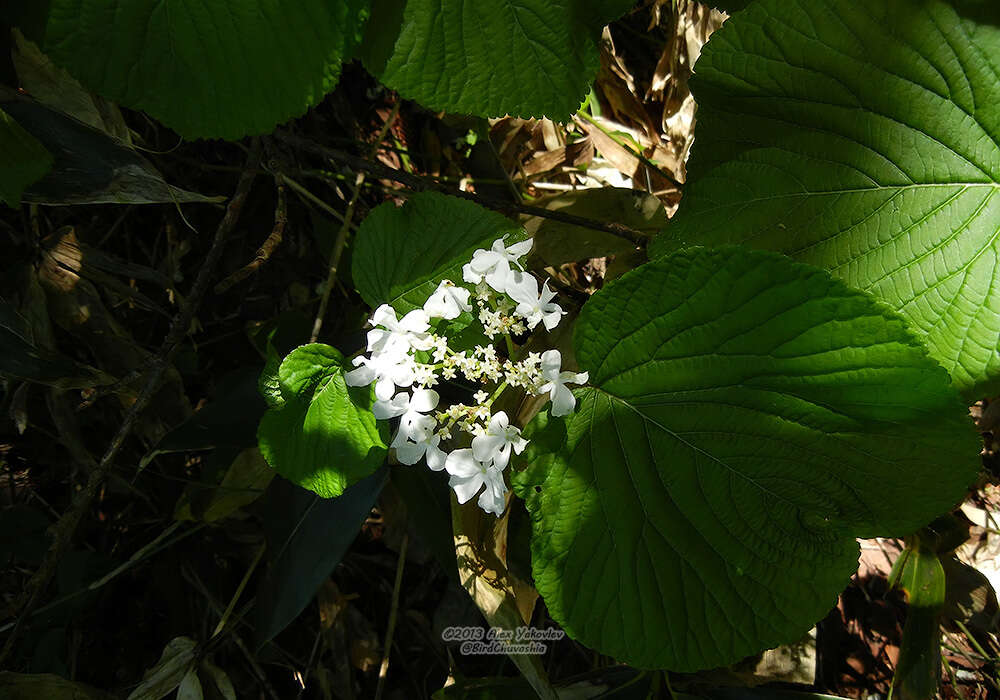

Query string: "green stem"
[[503, 333, 517, 361], [486, 380, 509, 407]]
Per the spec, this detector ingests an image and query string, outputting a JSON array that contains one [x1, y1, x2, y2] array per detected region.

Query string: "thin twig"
[[942, 654, 973, 700], [280, 172, 350, 225], [211, 543, 266, 639], [309, 101, 402, 343], [0, 521, 205, 636], [276, 131, 651, 247], [215, 183, 288, 293], [374, 533, 408, 700], [0, 142, 261, 667], [182, 565, 281, 700]]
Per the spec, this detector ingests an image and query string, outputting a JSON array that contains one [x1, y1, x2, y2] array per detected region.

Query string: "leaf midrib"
[[684, 181, 1000, 217], [590, 386, 805, 514]]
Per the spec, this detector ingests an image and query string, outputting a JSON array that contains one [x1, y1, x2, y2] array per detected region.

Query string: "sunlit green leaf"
[[514, 247, 977, 670], [352, 192, 522, 312], [257, 344, 386, 498], [653, 0, 1000, 397], [361, 0, 633, 120]]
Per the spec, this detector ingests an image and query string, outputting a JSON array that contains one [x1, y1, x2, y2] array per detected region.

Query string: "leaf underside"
[[12, 0, 369, 139], [514, 247, 977, 670], [652, 0, 1000, 397], [365, 0, 634, 120]]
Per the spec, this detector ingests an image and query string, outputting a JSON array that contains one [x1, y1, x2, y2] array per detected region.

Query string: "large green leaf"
[[513, 247, 977, 671], [0, 107, 52, 208], [8, 0, 369, 139], [652, 0, 1000, 397], [352, 191, 522, 312], [361, 0, 633, 120], [257, 344, 386, 498]]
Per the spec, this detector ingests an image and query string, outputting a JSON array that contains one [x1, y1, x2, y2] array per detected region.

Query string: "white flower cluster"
[[345, 237, 588, 515]]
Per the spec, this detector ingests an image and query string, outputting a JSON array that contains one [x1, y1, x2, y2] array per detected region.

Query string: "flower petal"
[[344, 364, 376, 387], [409, 389, 439, 413], [449, 472, 484, 504], [505, 239, 533, 258], [472, 434, 506, 463], [477, 468, 508, 515], [540, 349, 562, 379], [394, 441, 426, 465], [550, 383, 577, 417], [425, 440, 447, 471], [373, 392, 409, 420], [445, 448, 481, 477], [374, 377, 396, 401]]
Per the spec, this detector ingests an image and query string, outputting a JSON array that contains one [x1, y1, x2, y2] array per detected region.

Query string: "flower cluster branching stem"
[[344, 236, 588, 515]]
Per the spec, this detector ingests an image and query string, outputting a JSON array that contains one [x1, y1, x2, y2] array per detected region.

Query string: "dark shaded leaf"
[[254, 469, 388, 647]]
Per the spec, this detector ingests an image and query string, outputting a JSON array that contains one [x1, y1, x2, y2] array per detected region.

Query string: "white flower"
[[506, 273, 564, 331], [393, 429, 447, 470], [376, 389, 439, 440], [462, 238, 533, 292], [423, 280, 472, 320], [367, 304, 434, 353], [372, 392, 410, 420], [445, 448, 508, 514], [473, 390, 489, 405], [471, 411, 528, 470], [377, 390, 445, 469], [344, 345, 417, 401], [538, 350, 588, 417], [477, 471, 508, 516]]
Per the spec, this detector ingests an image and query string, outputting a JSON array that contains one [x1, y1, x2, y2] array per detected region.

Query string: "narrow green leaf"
[[8, 0, 370, 139], [895, 547, 946, 609], [257, 344, 386, 498], [352, 192, 522, 312], [0, 106, 52, 208], [126, 637, 197, 700], [362, 0, 633, 120], [653, 0, 1000, 397], [254, 469, 387, 647], [174, 448, 275, 523], [513, 247, 977, 671]]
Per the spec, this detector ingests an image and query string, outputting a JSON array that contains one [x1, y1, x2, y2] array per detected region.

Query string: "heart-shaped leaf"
[[514, 247, 977, 670], [257, 344, 386, 498], [352, 192, 522, 313], [653, 0, 1000, 397], [8, 0, 370, 139], [360, 0, 635, 120]]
